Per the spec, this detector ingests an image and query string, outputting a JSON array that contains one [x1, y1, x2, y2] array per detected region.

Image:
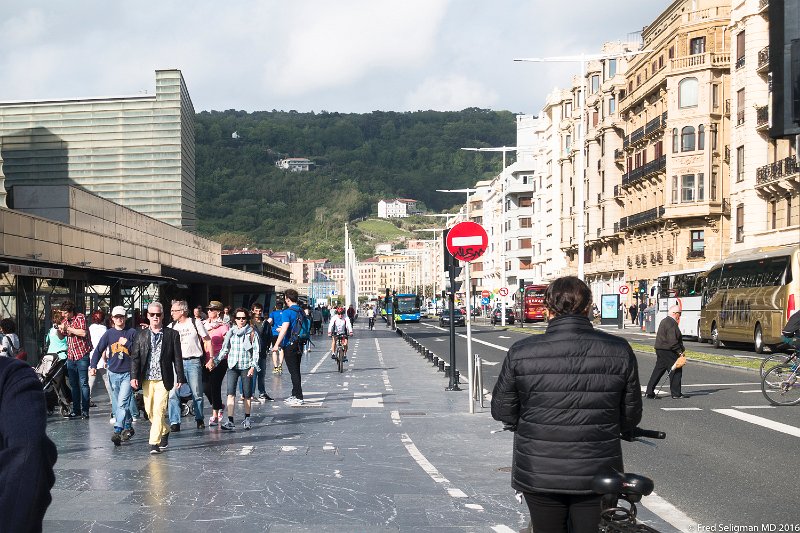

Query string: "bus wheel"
[[754, 324, 765, 354], [711, 323, 720, 348]]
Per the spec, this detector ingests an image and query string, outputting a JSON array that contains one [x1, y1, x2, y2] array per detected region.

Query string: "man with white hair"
[[645, 304, 687, 399]]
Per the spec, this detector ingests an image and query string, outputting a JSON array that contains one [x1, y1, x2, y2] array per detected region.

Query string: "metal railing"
[[618, 206, 665, 230], [758, 46, 770, 70], [737, 109, 745, 125], [735, 56, 745, 70], [756, 156, 799, 185], [621, 155, 666, 186], [687, 247, 705, 259], [756, 105, 769, 127], [614, 148, 624, 161]]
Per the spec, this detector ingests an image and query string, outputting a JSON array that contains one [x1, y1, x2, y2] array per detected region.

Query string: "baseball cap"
[[111, 306, 127, 317]]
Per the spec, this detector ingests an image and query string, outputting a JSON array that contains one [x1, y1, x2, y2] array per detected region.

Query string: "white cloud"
[[404, 75, 498, 111], [267, 0, 450, 95]]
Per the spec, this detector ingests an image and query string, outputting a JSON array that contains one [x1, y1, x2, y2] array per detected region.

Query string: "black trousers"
[[284, 343, 303, 400], [646, 349, 682, 396], [523, 492, 602, 533], [203, 359, 227, 410]]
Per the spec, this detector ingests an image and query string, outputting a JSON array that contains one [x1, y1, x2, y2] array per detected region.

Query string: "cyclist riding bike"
[[366, 307, 375, 330], [328, 308, 353, 362]]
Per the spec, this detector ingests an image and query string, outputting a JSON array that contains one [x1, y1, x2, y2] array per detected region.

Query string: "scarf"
[[230, 324, 253, 351]]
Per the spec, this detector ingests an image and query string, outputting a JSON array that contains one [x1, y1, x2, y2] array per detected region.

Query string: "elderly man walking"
[[167, 300, 211, 430], [130, 302, 185, 455], [645, 304, 687, 399]]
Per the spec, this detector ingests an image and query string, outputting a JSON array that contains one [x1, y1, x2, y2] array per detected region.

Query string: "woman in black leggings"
[[202, 302, 229, 426]]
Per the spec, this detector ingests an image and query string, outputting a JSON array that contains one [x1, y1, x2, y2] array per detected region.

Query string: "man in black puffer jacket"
[[492, 276, 642, 533]]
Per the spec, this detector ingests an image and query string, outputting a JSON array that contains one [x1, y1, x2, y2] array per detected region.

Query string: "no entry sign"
[[446, 222, 488, 262]]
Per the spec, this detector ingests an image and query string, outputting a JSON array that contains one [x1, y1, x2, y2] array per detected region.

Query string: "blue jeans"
[[66, 353, 90, 415], [168, 358, 204, 424], [108, 370, 134, 430]]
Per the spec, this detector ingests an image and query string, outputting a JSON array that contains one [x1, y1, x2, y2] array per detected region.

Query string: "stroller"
[[35, 352, 72, 416]]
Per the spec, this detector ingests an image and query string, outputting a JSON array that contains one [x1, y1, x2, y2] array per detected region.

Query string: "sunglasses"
[[148, 312, 162, 317], [235, 316, 248, 320]]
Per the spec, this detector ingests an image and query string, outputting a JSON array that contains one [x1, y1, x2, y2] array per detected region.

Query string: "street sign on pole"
[[481, 297, 490, 305], [481, 290, 490, 298], [499, 287, 509, 297], [619, 285, 630, 295], [446, 222, 488, 262]]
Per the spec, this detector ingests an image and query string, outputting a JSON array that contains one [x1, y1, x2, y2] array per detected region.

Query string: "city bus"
[[698, 244, 800, 353], [393, 293, 422, 322], [515, 284, 549, 322], [655, 266, 713, 339]]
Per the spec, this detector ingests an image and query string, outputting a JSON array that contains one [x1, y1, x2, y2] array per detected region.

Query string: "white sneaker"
[[109, 417, 116, 425], [284, 396, 304, 406], [220, 420, 235, 431], [242, 418, 252, 430]]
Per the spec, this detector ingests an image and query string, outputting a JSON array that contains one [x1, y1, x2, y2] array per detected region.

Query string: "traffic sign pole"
[[465, 261, 475, 414]]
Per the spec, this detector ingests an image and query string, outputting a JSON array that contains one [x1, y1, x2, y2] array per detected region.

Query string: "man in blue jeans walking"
[[90, 306, 139, 446], [167, 300, 211, 431], [60, 300, 92, 419]]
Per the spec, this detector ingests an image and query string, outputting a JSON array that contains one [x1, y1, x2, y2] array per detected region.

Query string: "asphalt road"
[[396, 316, 798, 530]]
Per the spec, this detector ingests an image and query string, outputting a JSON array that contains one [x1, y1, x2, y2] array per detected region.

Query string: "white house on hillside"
[[275, 158, 314, 171], [378, 198, 420, 218]]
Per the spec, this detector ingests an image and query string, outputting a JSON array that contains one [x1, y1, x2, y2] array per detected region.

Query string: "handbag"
[[674, 354, 687, 369]]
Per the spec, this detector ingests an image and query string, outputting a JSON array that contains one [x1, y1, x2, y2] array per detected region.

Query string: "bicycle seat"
[[592, 472, 654, 501]]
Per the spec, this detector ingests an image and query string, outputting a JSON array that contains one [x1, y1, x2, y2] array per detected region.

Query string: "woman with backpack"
[[0, 318, 21, 358], [206, 308, 259, 431]]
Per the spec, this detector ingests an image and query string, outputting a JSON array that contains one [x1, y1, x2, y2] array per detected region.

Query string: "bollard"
[[438, 359, 445, 372], [444, 364, 451, 377], [427, 351, 434, 362], [432, 355, 440, 367], [453, 369, 460, 385]]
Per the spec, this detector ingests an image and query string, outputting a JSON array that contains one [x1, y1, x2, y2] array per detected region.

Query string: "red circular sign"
[[499, 287, 509, 297], [619, 285, 630, 295], [481, 290, 490, 298], [446, 222, 488, 262]]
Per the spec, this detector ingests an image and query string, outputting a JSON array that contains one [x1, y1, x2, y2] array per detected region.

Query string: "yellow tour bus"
[[698, 244, 800, 353]]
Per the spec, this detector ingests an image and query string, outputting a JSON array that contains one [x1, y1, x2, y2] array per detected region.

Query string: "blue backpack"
[[286, 306, 311, 346]]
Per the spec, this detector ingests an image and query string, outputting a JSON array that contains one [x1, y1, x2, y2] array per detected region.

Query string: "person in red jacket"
[[0, 357, 57, 532]]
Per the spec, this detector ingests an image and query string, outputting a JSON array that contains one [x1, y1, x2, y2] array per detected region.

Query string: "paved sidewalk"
[[43, 326, 677, 532]]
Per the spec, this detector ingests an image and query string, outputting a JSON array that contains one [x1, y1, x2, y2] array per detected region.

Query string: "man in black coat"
[[130, 302, 185, 455], [491, 276, 642, 533], [646, 304, 686, 399], [0, 357, 57, 532]]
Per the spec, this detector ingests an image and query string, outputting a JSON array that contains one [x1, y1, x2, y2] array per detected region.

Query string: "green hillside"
[[194, 108, 515, 261]]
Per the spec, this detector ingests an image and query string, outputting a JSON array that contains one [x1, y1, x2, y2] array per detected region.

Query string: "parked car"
[[439, 309, 466, 327], [490, 306, 515, 325]]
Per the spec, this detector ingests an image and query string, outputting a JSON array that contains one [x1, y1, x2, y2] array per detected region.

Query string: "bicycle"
[[761, 359, 800, 406], [494, 424, 666, 533], [334, 333, 348, 373], [368, 316, 375, 330]]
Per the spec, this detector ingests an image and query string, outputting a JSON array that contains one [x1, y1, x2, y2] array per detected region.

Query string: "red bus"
[[516, 284, 548, 322]]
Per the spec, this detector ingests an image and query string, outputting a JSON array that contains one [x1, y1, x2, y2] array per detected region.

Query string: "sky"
[[1, 1, 666, 115]]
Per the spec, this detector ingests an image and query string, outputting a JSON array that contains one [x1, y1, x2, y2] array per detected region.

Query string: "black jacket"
[[491, 314, 642, 495], [130, 327, 185, 390], [654, 316, 684, 354], [0, 358, 57, 533]]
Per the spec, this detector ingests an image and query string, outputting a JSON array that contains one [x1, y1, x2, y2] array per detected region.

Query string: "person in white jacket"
[[328, 308, 353, 361]]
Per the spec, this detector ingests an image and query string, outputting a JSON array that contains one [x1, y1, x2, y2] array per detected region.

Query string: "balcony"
[[735, 55, 745, 70], [756, 156, 800, 194], [671, 52, 730, 73], [644, 112, 668, 138], [756, 105, 769, 130], [737, 109, 745, 126], [757, 46, 770, 73], [613, 184, 622, 198], [621, 155, 667, 187], [618, 206, 665, 230], [687, 247, 705, 260], [614, 148, 625, 163]]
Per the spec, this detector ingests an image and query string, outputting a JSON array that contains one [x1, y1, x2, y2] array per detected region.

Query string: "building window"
[[690, 36, 706, 55], [520, 217, 532, 228], [698, 125, 705, 150], [736, 146, 745, 182], [682, 174, 696, 202], [736, 204, 744, 242], [698, 173, 704, 201], [679, 78, 699, 108], [672, 128, 679, 153], [609, 95, 616, 115], [691, 230, 705, 256], [591, 75, 600, 93], [672, 175, 679, 204], [519, 197, 532, 208], [771, 198, 778, 229], [608, 59, 617, 78], [712, 84, 720, 108], [655, 140, 664, 159], [711, 124, 718, 150], [519, 238, 532, 249], [669, 46, 675, 59], [737, 89, 745, 125], [681, 126, 696, 152], [711, 172, 718, 201], [736, 31, 746, 69], [564, 101, 572, 116], [787, 195, 793, 226], [565, 134, 572, 152]]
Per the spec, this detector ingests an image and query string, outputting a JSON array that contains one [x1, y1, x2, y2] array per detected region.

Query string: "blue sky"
[[1, 1, 665, 114]]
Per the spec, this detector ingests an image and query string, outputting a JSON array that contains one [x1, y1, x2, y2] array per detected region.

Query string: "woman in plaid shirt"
[[206, 308, 260, 431]]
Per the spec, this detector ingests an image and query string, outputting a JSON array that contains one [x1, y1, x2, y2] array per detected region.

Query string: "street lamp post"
[[461, 146, 518, 325], [514, 50, 651, 281]]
